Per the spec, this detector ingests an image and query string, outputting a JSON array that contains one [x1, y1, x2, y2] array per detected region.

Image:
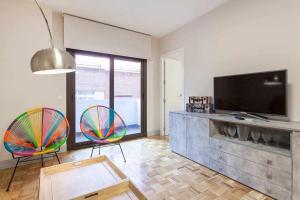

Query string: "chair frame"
[[4, 107, 69, 192], [6, 148, 61, 192], [90, 142, 126, 162], [81, 105, 127, 163]]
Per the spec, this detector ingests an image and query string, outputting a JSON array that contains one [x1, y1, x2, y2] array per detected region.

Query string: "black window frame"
[[66, 48, 147, 150]]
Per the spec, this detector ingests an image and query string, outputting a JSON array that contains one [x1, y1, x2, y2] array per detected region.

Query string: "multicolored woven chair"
[[3, 108, 70, 191], [80, 105, 126, 162]]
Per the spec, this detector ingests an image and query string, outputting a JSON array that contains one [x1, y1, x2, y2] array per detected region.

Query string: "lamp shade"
[[31, 48, 76, 74]]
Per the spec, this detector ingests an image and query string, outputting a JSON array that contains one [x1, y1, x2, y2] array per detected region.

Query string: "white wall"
[[160, 0, 300, 121], [0, 0, 66, 162], [0, 0, 160, 163], [147, 38, 161, 135]]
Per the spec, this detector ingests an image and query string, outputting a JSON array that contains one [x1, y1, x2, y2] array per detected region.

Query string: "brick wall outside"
[[76, 68, 141, 99]]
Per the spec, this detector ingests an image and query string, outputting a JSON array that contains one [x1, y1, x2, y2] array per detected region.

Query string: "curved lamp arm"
[[34, 0, 54, 48]]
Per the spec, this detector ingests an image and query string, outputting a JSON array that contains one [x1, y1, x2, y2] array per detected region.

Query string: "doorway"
[[67, 49, 147, 150], [161, 49, 184, 136]]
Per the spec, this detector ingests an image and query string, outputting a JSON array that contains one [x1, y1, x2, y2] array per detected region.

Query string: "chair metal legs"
[[90, 144, 101, 158], [90, 142, 126, 162], [41, 154, 44, 167], [90, 145, 95, 158], [6, 151, 61, 192], [6, 157, 20, 192], [55, 152, 61, 164], [118, 142, 126, 163]]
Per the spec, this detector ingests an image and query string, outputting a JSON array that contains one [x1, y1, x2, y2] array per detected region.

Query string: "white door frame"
[[160, 48, 185, 136]]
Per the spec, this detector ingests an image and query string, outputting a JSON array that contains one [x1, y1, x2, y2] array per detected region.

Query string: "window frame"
[[66, 48, 147, 150]]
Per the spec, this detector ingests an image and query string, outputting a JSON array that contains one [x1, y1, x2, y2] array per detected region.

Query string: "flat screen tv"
[[214, 70, 287, 117]]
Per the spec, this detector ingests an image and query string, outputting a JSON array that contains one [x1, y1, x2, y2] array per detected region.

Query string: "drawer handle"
[[266, 173, 272, 180], [218, 145, 223, 149], [267, 160, 273, 165], [218, 156, 223, 160]]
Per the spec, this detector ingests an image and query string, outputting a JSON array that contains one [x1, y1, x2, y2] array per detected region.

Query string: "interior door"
[[164, 58, 184, 135]]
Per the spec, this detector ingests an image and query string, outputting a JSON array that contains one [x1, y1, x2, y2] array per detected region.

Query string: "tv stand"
[[234, 112, 270, 122], [169, 111, 300, 200]]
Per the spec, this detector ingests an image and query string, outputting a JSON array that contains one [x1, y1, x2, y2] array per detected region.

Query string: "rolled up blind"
[[64, 14, 151, 59]]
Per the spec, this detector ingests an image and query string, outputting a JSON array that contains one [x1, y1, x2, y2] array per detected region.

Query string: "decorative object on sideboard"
[[31, 0, 75, 74], [251, 128, 261, 143], [186, 96, 214, 113], [212, 121, 291, 150], [219, 124, 228, 137], [227, 126, 237, 138], [262, 130, 273, 145], [237, 125, 250, 141]]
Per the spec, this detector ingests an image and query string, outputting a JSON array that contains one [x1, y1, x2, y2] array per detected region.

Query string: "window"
[[66, 49, 147, 150]]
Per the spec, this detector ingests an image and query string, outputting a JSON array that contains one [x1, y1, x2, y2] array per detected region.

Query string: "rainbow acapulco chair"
[[3, 107, 70, 191], [80, 105, 126, 162]]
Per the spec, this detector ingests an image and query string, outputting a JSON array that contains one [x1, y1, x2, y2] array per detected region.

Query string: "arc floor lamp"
[[31, 0, 76, 74]]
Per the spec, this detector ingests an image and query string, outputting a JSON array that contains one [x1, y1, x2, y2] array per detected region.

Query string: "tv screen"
[[214, 70, 287, 116]]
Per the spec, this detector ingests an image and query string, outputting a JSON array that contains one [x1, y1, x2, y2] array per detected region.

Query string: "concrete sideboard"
[[169, 111, 300, 200]]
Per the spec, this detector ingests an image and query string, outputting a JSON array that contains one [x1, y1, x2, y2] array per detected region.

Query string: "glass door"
[[75, 54, 111, 143], [67, 49, 146, 150], [114, 58, 142, 137]]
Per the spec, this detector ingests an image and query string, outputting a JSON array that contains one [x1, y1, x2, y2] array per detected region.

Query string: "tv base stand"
[[232, 112, 270, 122]]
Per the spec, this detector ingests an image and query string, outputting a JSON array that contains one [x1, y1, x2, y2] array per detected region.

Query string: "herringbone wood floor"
[[0, 136, 273, 200]]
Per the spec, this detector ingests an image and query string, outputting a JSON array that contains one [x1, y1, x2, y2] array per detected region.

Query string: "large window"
[[67, 49, 147, 150]]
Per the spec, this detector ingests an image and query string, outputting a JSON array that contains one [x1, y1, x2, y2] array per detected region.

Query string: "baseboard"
[[0, 159, 18, 170], [147, 130, 160, 136]]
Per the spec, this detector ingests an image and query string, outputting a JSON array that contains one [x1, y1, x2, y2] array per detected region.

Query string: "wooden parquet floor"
[[0, 136, 273, 200]]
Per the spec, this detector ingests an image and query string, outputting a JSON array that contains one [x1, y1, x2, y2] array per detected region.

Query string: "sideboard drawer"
[[210, 137, 291, 174], [188, 148, 210, 167], [209, 159, 291, 200], [209, 148, 291, 191], [265, 181, 292, 200], [209, 158, 264, 192]]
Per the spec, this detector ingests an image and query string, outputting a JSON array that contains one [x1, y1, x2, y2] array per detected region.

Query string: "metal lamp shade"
[[31, 48, 76, 74]]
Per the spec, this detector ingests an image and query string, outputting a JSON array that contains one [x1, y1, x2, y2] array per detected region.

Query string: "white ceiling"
[[38, 0, 230, 37]]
